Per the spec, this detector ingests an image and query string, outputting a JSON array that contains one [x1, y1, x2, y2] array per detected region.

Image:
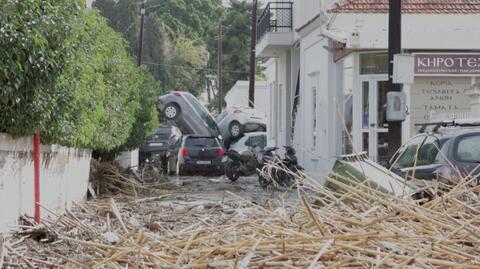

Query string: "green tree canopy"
[[1, 1, 160, 151], [0, 0, 81, 136]]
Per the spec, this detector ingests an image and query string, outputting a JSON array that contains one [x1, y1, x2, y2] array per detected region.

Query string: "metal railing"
[[257, 2, 293, 42]]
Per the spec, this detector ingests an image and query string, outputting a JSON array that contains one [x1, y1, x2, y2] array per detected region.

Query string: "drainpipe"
[[33, 133, 41, 224]]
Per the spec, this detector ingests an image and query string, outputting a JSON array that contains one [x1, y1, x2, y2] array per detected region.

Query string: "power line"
[[142, 61, 250, 74]]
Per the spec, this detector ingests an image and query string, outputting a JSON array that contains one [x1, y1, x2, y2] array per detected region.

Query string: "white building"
[[257, 0, 480, 182], [224, 80, 268, 117]]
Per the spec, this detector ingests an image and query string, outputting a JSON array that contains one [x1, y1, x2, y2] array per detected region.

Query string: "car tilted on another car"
[[216, 106, 266, 143], [157, 91, 222, 139], [388, 120, 480, 185]]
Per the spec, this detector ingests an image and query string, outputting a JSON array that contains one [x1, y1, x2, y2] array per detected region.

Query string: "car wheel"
[[225, 163, 240, 181], [163, 103, 180, 120], [229, 121, 243, 138], [258, 174, 270, 188]]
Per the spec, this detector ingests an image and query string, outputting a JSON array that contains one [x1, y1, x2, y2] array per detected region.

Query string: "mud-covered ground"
[[159, 174, 298, 207]]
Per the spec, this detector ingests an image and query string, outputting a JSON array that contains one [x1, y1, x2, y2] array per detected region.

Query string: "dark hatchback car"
[[139, 127, 172, 165], [166, 135, 225, 176], [388, 122, 480, 184]]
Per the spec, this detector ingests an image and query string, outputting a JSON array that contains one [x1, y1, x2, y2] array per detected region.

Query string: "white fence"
[[0, 133, 91, 233]]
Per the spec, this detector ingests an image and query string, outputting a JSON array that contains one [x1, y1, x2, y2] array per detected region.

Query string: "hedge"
[[0, 1, 161, 151]]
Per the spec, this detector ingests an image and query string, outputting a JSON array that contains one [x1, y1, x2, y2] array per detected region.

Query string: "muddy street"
[[162, 175, 298, 206]]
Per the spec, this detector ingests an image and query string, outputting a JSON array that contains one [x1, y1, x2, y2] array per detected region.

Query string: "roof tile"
[[329, 0, 480, 14]]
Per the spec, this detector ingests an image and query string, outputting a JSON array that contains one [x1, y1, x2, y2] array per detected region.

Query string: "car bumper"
[[180, 159, 224, 172]]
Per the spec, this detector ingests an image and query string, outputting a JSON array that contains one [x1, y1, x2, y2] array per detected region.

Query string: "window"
[[456, 135, 480, 163], [248, 135, 266, 149], [360, 53, 389, 75], [392, 135, 427, 169], [185, 137, 219, 147], [392, 135, 441, 169]]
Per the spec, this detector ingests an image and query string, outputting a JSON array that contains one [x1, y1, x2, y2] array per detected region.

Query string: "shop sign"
[[415, 54, 480, 75], [410, 77, 471, 125]]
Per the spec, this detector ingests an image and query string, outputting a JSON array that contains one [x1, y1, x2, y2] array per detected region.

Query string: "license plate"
[[197, 160, 211, 165], [150, 142, 163, 146]]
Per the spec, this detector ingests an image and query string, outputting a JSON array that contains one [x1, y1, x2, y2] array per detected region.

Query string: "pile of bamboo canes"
[[2, 171, 479, 268]]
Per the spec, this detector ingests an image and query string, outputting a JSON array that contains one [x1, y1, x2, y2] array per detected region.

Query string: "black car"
[[388, 121, 480, 184], [166, 135, 225, 176], [139, 127, 173, 166]]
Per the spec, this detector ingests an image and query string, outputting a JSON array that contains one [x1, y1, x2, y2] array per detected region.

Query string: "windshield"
[[456, 135, 480, 163], [392, 135, 441, 169], [185, 137, 219, 147], [184, 94, 221, 136]]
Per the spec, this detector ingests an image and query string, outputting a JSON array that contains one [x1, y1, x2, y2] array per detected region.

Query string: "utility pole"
[[137, 0, 146, 66], [248, 0, 258, 108], [387, 0, 402, 157], [217, 24, 223, 113]]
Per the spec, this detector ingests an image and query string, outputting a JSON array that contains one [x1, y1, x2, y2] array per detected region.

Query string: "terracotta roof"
[[329, 0, 480, 14]]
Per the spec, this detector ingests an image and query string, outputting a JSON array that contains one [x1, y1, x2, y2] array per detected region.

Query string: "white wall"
[[296, 29, 341, 182], [0, 133, 91, 233], [224, 80, 269, 117], [117, 149, 139, 170]]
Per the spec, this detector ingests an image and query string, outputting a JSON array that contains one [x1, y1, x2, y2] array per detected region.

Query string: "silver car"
[[216, 106, 266, 141], [157, 91, 222, 139]]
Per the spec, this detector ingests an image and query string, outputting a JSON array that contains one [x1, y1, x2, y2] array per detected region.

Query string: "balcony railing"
[[257, 2, 293, 42]]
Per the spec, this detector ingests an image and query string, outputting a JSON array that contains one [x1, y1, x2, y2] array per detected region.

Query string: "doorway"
[[359, 75, 391, 163]]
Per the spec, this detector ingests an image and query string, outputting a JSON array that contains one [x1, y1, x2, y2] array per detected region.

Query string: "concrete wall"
[[116, 149, 139, 170], [224, 80, 269, 117], [0, 133, 91, 233]]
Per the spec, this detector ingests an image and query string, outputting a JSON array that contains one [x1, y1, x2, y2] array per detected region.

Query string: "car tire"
[[229, 121, 243, 139], [163, 103, 180, 120], [225, 163, 240, 182], [258, 174, 270, 188]]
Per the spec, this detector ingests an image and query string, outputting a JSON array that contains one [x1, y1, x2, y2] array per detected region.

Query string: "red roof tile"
[[329, 0, 480, 14]]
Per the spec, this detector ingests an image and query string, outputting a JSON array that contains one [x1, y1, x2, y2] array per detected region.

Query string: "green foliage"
[[167, 37, 209, 92], [43, 9, 158, 151], [93, 0, 222, 96], [208, 0, 265, 94], [1, 1, 161, 151], [0, 0, 81, 136]]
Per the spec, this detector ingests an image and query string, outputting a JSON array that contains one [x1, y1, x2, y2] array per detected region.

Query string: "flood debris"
[[2, 168, 480, 268]]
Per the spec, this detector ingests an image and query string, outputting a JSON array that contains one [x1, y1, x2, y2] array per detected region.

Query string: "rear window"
[[456, 135, 480, 163], [185, 137, 219, 147]]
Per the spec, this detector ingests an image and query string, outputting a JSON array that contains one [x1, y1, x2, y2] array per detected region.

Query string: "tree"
[[43, 8, 160, 151], [93, 0, 223, 95], [207, 0, 265, 98], [0, 0, 81, 136], [0, 1, 159, 151]]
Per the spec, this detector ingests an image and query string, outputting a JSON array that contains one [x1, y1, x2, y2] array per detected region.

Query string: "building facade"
[[256, 0, 480, 182]]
